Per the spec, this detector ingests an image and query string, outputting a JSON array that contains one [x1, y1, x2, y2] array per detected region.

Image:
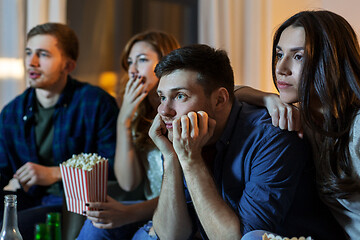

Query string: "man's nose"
[[28, 54, 39, 67], [158, 101, 176, 117]]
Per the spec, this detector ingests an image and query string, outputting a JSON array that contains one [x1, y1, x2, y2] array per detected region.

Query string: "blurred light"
[[99, 71, 117, 97], [0, 58, 24, 80]]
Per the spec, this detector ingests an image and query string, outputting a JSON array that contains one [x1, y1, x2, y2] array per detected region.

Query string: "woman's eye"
[[25, 50, 31, 56], [276, 52, 283, 60], [138, 58, 148, 63], [294, 54, 303, 61]]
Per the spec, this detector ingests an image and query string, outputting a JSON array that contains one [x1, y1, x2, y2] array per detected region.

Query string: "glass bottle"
[[0, 195, 23, 240], [34, 223, 49, 240], [46, 212, 61, 240]]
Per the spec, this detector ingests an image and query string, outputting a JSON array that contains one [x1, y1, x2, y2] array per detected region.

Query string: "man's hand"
[[149, 113, 176, 157], [13, 162, 61, 192], [172, 111, 216, 163], [85, 196, 133, 229]]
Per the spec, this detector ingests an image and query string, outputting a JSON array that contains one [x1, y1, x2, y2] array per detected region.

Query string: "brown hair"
[[117, 30, 180, 150], [27, 22, 79, 61]]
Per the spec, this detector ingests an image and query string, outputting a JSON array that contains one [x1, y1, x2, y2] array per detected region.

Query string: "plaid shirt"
[[0, 76, 119, 197]]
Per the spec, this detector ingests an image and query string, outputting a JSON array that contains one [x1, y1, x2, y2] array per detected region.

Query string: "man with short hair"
[[132, 44, 345, 239], [0, 23, 118, 211]]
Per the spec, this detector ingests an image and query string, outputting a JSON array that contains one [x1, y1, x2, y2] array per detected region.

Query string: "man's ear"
[[65, 59, 76, 73], [213, 87, 230, 110]]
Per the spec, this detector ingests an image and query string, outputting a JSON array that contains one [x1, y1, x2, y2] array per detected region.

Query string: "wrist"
[[117, 118, 132, 129], [53, 167, 62, 182], [263, 93, 279, 108], [179, 154, 204, 172]]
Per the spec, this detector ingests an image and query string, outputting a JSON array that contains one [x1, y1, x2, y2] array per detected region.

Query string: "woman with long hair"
[[243, 10, 360, 239], [273, 10, 360, 239]]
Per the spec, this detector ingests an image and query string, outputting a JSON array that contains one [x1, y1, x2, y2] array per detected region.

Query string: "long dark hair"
[[272, 10, 360, 198]]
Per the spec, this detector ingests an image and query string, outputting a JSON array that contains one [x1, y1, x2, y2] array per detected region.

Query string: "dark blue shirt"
[[0, 76, 119, 200], [185, 101, 345, 239]]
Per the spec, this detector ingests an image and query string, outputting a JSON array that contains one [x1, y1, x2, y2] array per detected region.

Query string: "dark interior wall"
[[67, 0, 198, 86]]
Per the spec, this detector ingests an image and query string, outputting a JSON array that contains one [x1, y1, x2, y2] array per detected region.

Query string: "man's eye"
[[176, 93, 186, 100], [25, 50, 31, 56], [40, 52, 49, 57]]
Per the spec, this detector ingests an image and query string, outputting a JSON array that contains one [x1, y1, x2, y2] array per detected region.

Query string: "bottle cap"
[[4, 194, 17, 203]]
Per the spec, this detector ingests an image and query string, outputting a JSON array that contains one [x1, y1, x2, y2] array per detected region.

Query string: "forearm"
[[235, 85, 277, 107], [126, 197, 159, 224], [114, 124, 143, 191], [153, 156, 193, 239], [182, 160, 242, 240]]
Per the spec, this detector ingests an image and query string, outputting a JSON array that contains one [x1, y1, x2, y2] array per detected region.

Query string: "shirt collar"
[[56, 75, 75, 108], [25, 75, 74, 110]]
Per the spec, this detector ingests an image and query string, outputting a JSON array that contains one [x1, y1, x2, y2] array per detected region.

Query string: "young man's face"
[[25, 34, 69, 91], [157, 69, 214, 142]]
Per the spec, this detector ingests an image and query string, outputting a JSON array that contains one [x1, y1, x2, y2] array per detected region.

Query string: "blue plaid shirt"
[[0, 76, 119, 197]]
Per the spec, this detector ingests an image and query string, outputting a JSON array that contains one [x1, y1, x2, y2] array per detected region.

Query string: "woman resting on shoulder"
[[77, 30, 180, 240], [241, 10, 360, 240]]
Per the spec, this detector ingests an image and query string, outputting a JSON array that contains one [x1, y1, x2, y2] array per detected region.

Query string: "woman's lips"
[[277, 81, 291, 89]]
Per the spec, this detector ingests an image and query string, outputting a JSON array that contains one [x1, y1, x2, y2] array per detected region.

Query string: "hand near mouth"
[[172, 111, 216, 164], [118, 75, 148, 128], [149, 113, 176, 158]]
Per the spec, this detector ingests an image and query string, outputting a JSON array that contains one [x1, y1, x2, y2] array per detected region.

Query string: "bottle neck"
[[1, 196, 19, 231]]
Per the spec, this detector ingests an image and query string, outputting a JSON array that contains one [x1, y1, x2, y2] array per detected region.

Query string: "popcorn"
[[62, 153, 107, 170], [60, 153, 108, 215], [262, 233, 313, 240]]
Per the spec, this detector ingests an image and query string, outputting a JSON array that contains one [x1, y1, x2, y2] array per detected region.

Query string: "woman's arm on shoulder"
[[235, 85, 302, 135]]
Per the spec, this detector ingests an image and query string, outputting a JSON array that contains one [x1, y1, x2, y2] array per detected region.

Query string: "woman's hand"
[[264, 94, 303, 137], [84, 196, 132, 229], [118, 75, 148, 128]]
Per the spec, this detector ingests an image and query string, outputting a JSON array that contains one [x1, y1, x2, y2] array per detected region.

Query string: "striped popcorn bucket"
[[59, 160, 108, 215]]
